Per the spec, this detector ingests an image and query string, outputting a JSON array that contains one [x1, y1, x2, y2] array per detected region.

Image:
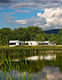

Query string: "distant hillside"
[[44, 29, 60, 34]]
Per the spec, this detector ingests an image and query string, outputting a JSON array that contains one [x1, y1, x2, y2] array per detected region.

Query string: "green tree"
[[35, 33, 45, 41], [56, 29, 62, 45], [26, 26, 43, 40], [48, 33, 57, 42], [13, 27, 27, 41], [0, 28, 12, 45]]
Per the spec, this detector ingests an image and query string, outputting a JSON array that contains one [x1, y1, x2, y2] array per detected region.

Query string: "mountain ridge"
[[44, 29, 60, 34]]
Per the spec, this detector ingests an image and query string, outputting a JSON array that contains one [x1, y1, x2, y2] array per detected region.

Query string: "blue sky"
[[0, 0, 62, 30]]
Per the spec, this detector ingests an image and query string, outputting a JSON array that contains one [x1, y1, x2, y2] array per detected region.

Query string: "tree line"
[[0, 26, 62, 45]]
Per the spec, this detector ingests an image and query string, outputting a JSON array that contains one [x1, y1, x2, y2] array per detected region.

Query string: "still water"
[[0, 53, 62, 80]]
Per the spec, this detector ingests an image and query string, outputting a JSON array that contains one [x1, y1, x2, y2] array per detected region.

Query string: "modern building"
[[9, 40, 56, 47]]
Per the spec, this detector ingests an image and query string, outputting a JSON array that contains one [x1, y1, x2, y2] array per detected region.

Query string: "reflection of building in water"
[[9, 40, 56, 47], [25, 55, 56, 61]]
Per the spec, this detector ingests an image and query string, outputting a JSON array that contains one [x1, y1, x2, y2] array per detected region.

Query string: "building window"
[[9, 43, 16, 45], [39, 43, 48, 45]]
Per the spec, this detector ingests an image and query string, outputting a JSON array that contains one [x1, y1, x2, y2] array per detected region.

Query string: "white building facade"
[[24, 41, 38, 46], [9, 40, 56, 47], [9, 40, 20, 47]]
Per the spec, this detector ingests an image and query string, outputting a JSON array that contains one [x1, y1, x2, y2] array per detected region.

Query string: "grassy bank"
[[1, 45, 62, 48], [0, 45, 62, 51]]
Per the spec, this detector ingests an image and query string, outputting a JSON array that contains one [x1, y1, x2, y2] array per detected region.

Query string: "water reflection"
[[12, 55, 56, 62], [0, 53, 62, 80], [0, 66, 62, 80], [25, 55, 56, 61]]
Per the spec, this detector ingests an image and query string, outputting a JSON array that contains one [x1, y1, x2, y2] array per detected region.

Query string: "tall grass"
[[0, 54, 32, 80]]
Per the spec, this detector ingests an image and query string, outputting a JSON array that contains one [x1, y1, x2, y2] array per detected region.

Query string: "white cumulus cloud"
[[15, 8, 62, 30], [15, 20, 27, 24], [37, 8, 62, 30]]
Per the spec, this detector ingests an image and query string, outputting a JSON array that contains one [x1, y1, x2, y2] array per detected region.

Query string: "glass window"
[[9, 43, 16, 45]]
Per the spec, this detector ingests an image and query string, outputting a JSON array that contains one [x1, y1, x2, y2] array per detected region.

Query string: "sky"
[[0, 0, 62, 30]]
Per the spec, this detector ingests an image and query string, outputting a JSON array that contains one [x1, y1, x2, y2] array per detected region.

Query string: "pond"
[[0, 49, 62, 80]]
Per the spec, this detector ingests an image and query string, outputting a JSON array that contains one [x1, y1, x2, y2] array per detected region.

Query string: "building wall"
[[25, 41, 38, 46], [9, 40, 19, 47]]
